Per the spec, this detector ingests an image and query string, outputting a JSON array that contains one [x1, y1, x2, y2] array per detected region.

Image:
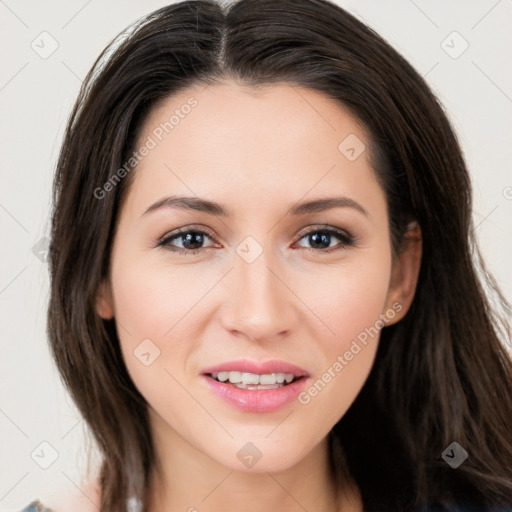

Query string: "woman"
[[25, 0, 512, 510]]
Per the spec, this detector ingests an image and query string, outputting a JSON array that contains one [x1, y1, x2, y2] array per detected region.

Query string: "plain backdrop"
[[1, 0, 511, 510]]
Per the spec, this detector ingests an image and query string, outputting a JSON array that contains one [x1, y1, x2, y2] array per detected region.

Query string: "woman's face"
[[97, 81, 418, 473]]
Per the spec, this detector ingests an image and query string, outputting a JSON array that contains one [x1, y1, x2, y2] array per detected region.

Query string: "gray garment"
[[20, 496, 142, 512], [20, 501, 52, 512]]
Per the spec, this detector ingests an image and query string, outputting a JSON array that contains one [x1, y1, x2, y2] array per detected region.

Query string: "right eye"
[[156, 227, 221, 255]]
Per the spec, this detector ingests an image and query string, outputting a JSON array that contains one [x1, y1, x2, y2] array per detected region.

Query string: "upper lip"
[[201, 359, 309, 378]]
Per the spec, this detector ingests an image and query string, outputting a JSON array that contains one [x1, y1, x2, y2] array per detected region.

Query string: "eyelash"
[[156, 225, 356, 256]]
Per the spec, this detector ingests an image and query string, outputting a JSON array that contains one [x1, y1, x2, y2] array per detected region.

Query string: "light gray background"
[[1, 0, 511, 510]]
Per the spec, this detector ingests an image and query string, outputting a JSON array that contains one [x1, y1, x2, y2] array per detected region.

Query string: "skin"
[[92, 80, 422, 512]]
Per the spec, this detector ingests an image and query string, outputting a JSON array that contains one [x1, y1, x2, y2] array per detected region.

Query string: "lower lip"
[[202, 375, 308, 413]]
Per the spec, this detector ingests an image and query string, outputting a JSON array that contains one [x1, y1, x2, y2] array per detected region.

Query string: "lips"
[[200, 359, 309, 413]]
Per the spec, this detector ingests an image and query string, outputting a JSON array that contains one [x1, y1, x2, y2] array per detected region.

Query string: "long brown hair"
[[47, 0, 512, 510]]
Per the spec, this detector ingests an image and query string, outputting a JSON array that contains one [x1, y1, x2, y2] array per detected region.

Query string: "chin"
[[208, 437, 316, 474]]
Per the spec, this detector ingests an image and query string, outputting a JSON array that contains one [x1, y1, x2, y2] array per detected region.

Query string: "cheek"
[[108, 249, 242, 415], [292, 252, 391, 419], [109, 238, 227, 340], [296, 252, 392, 351], [108, 255, 207, 391]]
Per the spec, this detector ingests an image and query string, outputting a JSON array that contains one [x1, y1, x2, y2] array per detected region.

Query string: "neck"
[[145, 412, 362, 512]]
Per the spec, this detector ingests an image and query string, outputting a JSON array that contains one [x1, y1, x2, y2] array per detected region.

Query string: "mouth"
[[206, 371, 304, 390], [200, 359, 309, 412]]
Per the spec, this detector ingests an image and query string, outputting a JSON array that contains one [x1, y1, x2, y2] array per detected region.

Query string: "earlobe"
[[384, 221, 422, 325], [96, 280, 114, 319]]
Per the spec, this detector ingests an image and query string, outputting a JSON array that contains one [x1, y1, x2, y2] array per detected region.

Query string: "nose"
[[220, 246, 297, 343]]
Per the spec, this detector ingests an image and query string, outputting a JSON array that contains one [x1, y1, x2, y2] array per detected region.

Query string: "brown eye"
[[157, 228, 218, 255], [294, 227, 355, 253]]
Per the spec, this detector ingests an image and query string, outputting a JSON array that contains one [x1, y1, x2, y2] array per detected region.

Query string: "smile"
[[208, 371, 297, 389], [201, 359, 309, 412]]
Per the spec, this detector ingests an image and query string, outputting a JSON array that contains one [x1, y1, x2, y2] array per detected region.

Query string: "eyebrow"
[[142, 195, 368, 217]]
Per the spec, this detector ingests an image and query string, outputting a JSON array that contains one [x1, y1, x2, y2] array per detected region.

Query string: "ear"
[[383, 221, 422, 325], [96, 279, 114, 319]]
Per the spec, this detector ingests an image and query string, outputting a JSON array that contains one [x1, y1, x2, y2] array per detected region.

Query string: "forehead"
[[125, 81, 384, 219], [139, 79, 369, 157]]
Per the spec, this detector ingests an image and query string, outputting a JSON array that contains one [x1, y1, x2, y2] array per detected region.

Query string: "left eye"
[[157, 227, 354, 255], [294, 227, 354, 252], [157, 229, 217, 254]]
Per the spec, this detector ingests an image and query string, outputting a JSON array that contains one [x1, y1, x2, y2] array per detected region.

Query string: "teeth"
[[211, 371, 296, 385], [228, 371, 242, 384], [259, 374, 277, 385], [241, 372, 260, 385]]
